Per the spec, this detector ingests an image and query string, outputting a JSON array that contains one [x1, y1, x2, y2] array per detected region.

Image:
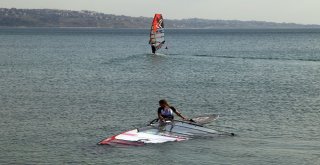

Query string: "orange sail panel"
[[149, 14, 165, 52]]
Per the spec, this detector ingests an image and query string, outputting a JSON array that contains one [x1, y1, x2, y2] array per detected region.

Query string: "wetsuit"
[[158, 106, 177, 120], [151, 45, 156, 54]]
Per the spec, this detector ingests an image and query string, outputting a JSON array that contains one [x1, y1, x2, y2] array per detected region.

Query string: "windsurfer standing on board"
[[158, 99, 188, 122], [149, 39, 156, 54], [151, 45, 156, 54]]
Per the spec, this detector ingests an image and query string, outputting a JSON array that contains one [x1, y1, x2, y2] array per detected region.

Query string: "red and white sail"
[[98, 116, 228, 146], [149, 14, 165, 51]]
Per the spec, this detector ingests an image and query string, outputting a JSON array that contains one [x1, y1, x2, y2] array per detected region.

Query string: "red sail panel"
[[152, 14, 164, 32]]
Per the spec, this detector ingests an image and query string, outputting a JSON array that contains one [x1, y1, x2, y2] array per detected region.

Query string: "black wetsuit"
[[151, 45, 156, 54], [158, 106, 177, 120]]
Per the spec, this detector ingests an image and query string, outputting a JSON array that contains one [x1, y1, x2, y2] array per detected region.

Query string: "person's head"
[[159, 99, 169, 108]]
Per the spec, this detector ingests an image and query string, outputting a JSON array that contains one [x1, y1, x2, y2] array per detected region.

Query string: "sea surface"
[[0, 28, 320, 165]]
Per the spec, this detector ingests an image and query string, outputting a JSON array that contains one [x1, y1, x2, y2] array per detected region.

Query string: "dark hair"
[[159, 99, 170, 106]]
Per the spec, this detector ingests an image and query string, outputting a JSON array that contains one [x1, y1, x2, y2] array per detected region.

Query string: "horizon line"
[[2, 7, 320, 26]]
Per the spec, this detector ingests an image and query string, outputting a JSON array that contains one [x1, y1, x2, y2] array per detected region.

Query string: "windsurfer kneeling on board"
[[158, 99, 187, 122]]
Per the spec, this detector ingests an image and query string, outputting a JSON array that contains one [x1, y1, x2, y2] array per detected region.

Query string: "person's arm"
[[158, 112, 165, 121], [158, 108, 165, 121], [175, 111, 187, 120], [171, 107, 187, 120]]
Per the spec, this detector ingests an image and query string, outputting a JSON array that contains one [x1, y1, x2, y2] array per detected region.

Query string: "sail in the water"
[[149, 14, 165, 54]]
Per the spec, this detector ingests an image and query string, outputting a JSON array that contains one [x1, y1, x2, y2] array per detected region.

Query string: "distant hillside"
[[1, 8, 319, 29]]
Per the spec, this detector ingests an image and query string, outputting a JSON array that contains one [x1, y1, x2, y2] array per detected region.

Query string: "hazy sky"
[[1, 0, 320, 24]]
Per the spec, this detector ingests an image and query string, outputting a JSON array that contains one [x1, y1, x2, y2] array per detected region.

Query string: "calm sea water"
[[0, 28, 320, 165]]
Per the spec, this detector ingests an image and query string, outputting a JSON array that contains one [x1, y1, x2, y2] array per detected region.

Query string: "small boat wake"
[[151, 52, 168, 56]]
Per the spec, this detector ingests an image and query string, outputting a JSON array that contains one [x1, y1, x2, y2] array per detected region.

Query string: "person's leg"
[[151, 46, 156, 54]]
